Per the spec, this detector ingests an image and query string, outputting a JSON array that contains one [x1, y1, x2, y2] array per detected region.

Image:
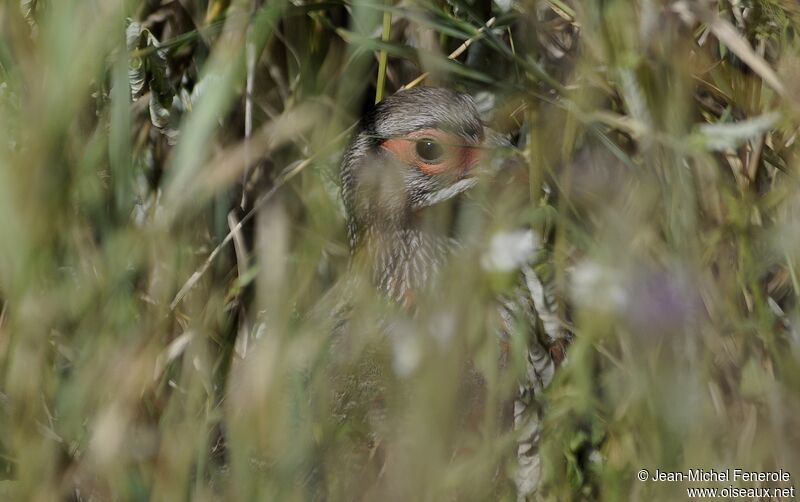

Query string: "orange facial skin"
[[380, 128, 482, 176]]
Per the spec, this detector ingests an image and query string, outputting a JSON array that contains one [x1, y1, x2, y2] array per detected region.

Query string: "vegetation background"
[[2, 0, 800, 500]]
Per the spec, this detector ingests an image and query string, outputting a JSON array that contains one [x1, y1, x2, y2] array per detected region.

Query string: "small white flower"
[[391, 333, 421, 378], [570, 260, 627, 311], [481, 229, 540, 272]]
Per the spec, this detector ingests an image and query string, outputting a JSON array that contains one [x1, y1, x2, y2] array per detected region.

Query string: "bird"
[[335, 86, 567, 500], [340, 87, 485, 303]]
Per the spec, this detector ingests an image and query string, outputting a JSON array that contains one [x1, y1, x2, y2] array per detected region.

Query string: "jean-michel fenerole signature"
[[650, 468, 791, 483]]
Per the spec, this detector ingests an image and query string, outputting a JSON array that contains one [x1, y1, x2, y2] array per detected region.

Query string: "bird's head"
[[341, 87, 492, 250]]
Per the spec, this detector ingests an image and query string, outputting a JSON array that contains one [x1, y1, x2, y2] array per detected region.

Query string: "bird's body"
[[334, 86, 565, 499]]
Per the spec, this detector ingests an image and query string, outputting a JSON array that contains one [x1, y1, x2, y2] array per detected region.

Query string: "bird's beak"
[[496, 154, 530, 186], [466, 137, 528, 187]]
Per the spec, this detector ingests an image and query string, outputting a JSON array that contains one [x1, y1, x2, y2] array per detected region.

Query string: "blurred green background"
[[2, 0, 800, 500]]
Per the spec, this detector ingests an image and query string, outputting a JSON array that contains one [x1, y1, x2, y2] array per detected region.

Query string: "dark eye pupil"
[[416, 139, 444, 163]]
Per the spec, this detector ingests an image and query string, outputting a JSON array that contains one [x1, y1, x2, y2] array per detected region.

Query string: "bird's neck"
[[357, 226, 456, 304]]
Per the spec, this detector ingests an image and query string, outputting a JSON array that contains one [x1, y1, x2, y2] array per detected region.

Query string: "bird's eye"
[[415, 138, 445, 164]]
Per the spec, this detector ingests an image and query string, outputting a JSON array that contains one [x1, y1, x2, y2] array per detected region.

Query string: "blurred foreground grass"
[[2, 0, 800, 500]]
